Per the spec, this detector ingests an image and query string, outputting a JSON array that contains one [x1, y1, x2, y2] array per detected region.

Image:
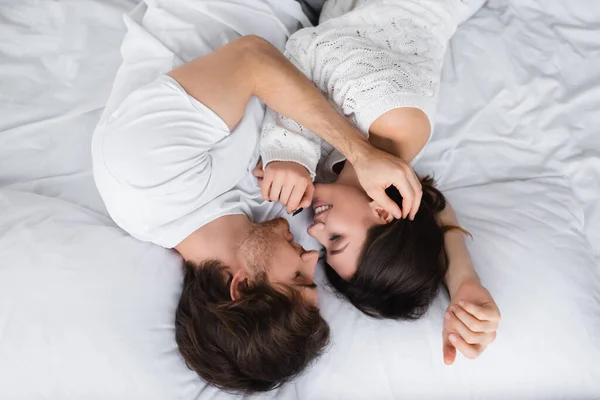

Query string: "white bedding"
[[0, 0, 599, 399]]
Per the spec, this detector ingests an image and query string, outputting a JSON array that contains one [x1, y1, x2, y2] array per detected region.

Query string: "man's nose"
[[302, 250, 319, 278], [276, 217, 291, 233]]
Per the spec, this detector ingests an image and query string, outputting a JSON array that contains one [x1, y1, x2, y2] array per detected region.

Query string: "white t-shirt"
[[92, 0, 318, 249], [94, 76, 319, 250]]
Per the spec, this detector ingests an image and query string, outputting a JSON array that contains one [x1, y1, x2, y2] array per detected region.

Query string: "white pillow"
[[0, 190, 195, 399], [0, 189, 295, 400]]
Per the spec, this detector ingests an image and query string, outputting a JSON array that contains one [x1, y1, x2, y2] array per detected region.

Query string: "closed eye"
[[329, 242, 349, 256], [293, 272, 317, 289], [328, 234, 348, 256]]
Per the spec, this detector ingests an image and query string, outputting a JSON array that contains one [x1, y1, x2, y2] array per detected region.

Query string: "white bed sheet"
[[0, 0, 599, 399]]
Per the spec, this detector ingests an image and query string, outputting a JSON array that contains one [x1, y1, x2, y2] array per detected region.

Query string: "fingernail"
[[459, 301, 466, 308], [444, 312, 450, 320], [449, 334, 458, 343], [293, 208, 303, 216]]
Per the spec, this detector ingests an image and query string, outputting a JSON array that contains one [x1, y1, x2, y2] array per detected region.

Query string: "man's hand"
[[253, 161, 314, 214], [442, 279, 501, 365], [350, 144, 423, 220]]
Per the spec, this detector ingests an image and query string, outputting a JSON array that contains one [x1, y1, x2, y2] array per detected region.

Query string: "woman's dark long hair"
[[324, 177, 456, 320]]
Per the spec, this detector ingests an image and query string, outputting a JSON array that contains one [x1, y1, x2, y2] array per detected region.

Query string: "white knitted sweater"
[[260, 0, 466, 182]]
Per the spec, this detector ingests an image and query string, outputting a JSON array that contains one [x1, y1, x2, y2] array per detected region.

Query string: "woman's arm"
[[437, 203, 480, 296], [366, 109, 500, 365]]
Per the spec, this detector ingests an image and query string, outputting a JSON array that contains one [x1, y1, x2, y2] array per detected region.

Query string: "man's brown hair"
[[175, 260, 330, 394]]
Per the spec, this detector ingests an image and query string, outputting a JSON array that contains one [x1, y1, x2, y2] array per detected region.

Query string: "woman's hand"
[[253, 161, 314, 213], [349, 144, 422, 220], [442, 279, 501, 365]]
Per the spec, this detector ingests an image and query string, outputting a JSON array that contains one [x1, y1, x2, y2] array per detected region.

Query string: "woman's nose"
[[307, 222, 325, 241]]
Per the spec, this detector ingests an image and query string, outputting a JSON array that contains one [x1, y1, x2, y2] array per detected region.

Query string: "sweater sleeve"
[[260, 107, 321, 181]]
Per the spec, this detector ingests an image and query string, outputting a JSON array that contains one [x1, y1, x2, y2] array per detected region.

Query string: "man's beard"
[[239, 218, 289, 273]]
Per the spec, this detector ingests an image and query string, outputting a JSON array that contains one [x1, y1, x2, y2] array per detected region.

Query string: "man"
[[92, 0, 420, 393]]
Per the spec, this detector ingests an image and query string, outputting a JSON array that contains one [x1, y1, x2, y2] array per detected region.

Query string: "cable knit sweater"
[[260, 0, 466, 182]]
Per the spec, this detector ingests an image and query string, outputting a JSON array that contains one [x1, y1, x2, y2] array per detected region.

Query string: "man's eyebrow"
[[329, 242, 349, 256]]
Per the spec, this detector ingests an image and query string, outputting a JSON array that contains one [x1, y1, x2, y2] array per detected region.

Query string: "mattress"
[[0, 0, 599, 399]]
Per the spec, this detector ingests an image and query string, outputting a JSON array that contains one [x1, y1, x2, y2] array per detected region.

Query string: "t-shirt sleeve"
[[103, 77, 231, 193], [94, 76, 248, 247]]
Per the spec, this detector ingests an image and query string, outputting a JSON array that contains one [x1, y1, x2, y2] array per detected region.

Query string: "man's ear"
[[230, 269, 250, 301], [369, 200, 394, 224]]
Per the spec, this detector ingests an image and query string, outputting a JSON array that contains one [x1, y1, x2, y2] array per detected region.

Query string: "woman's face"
[[307, 183, 388, 280]]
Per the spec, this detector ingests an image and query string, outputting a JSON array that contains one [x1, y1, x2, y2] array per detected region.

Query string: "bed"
[[0, 0, 599, 399]]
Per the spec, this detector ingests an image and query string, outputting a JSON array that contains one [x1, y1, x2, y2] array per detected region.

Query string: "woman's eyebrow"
[[329, 242, 349, 256]]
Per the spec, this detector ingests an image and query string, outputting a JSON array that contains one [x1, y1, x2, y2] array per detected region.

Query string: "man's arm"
[[168, 35, 420, 219], [169, 35, 368, 163]]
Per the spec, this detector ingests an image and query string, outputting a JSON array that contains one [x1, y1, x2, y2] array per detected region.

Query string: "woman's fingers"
[[269, 175, 284, 203], [279, 182, 294, 208], [259, 173, 272, 201], [286, 183, 306, 214], [445, 310, 487, 345], [448, 333, 484, 360], [299, 183, 315, 210], [253, 160, 264, 178], [481, 331, 497, 347], [451, 305, 496, 333], [442, 329, 458, 365], [459, 301, 501, 327]]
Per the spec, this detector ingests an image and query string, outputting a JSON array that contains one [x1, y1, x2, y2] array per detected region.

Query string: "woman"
[[256, 0, 500, 364]]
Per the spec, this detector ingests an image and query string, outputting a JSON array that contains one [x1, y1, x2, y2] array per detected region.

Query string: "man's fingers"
[[445, 311, 487, 345], [408, 173, 422, 220], [409, 187, 422, 220], [459, 301, 501, 326], [371, 189, 403, 220], [286, 184, 305, 214], [451, 305, 496, 333], [389, 175, 415, 219], [299, 183, 315, 209], [448, 333, 483, 360], [442, 329, 457, 366]]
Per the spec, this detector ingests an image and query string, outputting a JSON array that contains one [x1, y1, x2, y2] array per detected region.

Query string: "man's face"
[[240, 218, 319, 305]]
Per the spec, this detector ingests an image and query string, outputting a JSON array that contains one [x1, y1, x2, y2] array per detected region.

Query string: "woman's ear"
[[369, 200, 394, 224], [230, 269, 250, 301]]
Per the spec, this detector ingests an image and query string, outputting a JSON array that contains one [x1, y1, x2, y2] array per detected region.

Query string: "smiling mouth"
[[313, 204, 332, 216]]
